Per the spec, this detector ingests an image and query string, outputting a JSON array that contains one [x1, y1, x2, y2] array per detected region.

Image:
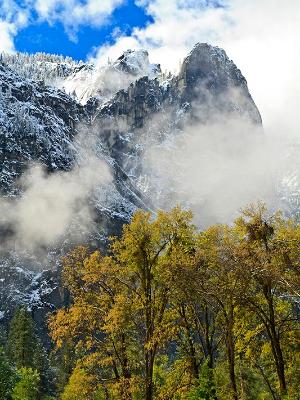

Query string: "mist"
[[0, 134, 112, 254], [141, 109, 294, 227]]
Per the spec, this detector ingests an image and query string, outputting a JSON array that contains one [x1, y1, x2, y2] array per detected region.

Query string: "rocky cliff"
[[0, 43, 262, 329]]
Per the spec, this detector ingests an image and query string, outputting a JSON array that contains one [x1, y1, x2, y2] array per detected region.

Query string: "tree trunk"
[[180, 305, 199, 380], [204, 303, 214, 369], [256, 364, 278, 400], [263, 285, 287, 396], [225, 307, 238, 400], [144, 260, 154, 400], [145, 351, 155, 400], [261, 234, 287, 396], [226, 334, 238, 400], [121, 347, 132, 399]]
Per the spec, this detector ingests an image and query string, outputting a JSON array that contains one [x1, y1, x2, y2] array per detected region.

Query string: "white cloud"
[[94, 1, 228, 69], [33, 0, 125, 37], [219, 0, 300, 137], [94, 0, 300, 138], [0, 20, 16, 52], [0, 1, 29, 52], [0, 0, 125, 51]]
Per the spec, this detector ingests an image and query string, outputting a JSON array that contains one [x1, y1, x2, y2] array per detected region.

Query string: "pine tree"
[[0, 347, 17, 399], [33, 339, 52, 396], [7, 308, 54, 397], [7, 308, 37, 369], [0, 324, 7, 347]]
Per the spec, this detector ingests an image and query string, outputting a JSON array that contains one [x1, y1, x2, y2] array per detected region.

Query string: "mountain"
[[0, 43, 262, 332]]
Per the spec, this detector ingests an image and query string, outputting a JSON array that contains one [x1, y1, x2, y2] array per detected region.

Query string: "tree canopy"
[[49, 205, 300, 400]]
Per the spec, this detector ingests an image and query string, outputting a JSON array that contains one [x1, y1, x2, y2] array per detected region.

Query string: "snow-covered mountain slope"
[[0, 43, 263, 324], [2, 49, 161, 107], [1, 52, 83, 86], [62, 49, 161, 105]]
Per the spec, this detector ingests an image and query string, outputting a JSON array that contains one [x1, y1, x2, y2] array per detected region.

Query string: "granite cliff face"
[[0, 43, 262, 327], [177, 43, 261, 123], [0, 62, 85, 194]]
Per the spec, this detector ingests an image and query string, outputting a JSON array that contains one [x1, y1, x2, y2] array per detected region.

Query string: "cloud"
[[142, 111, 278, 226], [33, 0, 125, 40], [0, 21, 16, 52], [0, 0, 29, 52], [220, 0, 300, 138], [94, 1, 226, 68], [0, 0, 125, 51], [139, 86, 297, 227]]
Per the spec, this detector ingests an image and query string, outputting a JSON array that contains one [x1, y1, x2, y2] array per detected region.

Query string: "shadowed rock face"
[[177, 43, 262, 123], [0, 43, 262, 332], [179, 43, 245, 94]]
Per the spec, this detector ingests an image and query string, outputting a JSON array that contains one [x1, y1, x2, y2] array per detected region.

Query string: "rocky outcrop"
[[112, 49, 160, 77], [177, 43, 262, 122]]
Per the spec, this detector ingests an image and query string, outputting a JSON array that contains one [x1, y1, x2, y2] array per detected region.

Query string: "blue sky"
[[14, 0, 152, 60], [0, 0, 225, 62]]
